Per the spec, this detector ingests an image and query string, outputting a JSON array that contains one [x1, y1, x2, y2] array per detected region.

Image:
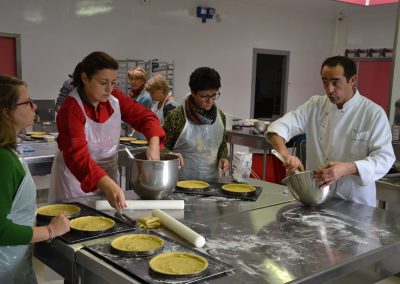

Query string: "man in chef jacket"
[[266, 55, 395, 206]]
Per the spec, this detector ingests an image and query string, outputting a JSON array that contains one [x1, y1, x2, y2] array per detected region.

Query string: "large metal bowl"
[[284, 171, 335, 206], [129, 152, 179, 200]]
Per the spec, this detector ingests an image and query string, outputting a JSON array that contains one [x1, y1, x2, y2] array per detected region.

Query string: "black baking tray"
[[120, 140, 148, 148], [83, 230, 233, 284], [36, 202, 135, 244], [174, 182, 262, 201]]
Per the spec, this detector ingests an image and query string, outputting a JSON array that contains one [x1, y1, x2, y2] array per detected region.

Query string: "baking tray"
[[36, 202, 135, 244], [120, 140, 148, 148], [174, 182, 262, 201], [83, 230, 233, 284]]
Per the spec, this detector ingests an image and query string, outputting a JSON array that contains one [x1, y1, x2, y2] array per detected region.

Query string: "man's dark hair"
[[189, 67, 221, 92], [321, 56, 357, 81]]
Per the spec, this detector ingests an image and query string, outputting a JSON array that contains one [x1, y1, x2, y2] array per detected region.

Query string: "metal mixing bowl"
[[284, 171, 335, 206], [129, 152, 179, 200]]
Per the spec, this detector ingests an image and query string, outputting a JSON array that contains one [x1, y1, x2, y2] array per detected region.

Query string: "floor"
[[33, 257, 63, 284]]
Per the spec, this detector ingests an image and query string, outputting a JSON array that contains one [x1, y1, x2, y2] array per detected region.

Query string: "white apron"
[[0, 151, 37, 284], [173, 107, 224, 182], [151, 94, 174, 125], [49, 89, 121, 201]]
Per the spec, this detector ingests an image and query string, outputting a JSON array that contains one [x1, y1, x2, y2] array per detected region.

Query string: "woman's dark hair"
[[72, 51, 119, 88], [0, 75, 27, 148], [189, 67, 221, 93], [321, 56, 357, 82]]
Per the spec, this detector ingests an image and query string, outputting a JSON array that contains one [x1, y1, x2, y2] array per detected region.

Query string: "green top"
[[0, 147, 33, 245], [162, 105, 228, 161]]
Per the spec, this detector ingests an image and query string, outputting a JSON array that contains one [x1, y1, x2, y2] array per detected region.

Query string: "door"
[[0, 33, 21, 78]]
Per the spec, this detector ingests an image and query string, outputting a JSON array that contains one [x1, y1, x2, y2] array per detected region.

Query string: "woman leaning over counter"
[[49, 51, 165, 211], [0, 75, 70, 283]]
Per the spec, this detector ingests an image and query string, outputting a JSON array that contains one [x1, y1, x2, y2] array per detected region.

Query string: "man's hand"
[[314, 161, 358, 187], [283, 154, 305, 173]]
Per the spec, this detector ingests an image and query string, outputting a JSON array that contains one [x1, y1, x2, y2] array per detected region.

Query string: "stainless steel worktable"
[[34, 179, 293, 283], [226, 128, 271, 180], [34, 179, 400, 284]]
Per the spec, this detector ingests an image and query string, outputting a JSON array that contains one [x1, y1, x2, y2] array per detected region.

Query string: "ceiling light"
[[337, 0, 398, 6]]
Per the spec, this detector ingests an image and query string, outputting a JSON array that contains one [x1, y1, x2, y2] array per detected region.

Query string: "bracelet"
[[47, 225, 53, 241]]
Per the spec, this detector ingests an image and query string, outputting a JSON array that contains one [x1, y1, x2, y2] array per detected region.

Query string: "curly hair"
[[145, 74, 169, 95], [189, 67, 221, 93]]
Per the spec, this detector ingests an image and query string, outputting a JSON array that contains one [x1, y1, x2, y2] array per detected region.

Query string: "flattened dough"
[[26, 131, 46, 136], [120, 137, 137, 142], [177, 180, 209, 189], [149, 252, 208, 275], [37, 204, 80, 217], [130, 140, 148, 145], [111, 234, 164, 252], [70, 216, 115, 232], [222, 184, 256, 193]]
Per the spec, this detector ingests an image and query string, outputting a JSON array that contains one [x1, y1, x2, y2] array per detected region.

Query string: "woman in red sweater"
[[49, 51, 165, 211], [0, 75, 70, 282]]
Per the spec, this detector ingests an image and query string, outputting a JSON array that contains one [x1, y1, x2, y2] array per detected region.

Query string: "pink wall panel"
[[357, 60, 392, 112], [0, 36, 17, 76]]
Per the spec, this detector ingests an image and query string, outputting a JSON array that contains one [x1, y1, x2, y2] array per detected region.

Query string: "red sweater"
[[56, 87, 165, 192]]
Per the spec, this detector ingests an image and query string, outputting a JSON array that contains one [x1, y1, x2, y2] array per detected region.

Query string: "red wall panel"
[[357, 60, 392, 112], [0, 36, 17, 76]]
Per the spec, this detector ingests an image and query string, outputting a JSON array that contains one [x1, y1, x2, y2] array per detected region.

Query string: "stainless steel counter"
[[20, 141, 145, 188], [226, 128, 271, 180], [34, 179, 400, 284]]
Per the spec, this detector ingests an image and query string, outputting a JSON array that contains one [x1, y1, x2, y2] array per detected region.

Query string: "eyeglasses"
[[16, 99, 34, 109], [196, 91, 220, 102]]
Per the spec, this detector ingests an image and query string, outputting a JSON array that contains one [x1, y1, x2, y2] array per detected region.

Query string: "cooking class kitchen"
[[2, 0, 400, 283]]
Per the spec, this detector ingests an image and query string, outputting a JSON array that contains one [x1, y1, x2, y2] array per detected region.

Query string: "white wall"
[[0, 0, 397, 120]]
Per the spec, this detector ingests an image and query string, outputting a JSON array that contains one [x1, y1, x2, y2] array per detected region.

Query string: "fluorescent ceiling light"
[[337, 0, 398, 6], [76, 0, 114, 17]]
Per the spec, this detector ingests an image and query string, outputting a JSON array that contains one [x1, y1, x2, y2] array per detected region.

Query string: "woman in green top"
[[0, 75, 70, 283], [163, 67, 229, 181]]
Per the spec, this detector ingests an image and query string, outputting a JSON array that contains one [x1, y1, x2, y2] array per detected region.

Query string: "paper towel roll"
[[152, 209, 205, 248], [95, 200, 184, 211]]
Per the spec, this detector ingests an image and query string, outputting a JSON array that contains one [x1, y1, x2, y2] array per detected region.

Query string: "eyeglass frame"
[[196, 91, 221, 102], [16, 99, 35, 109]]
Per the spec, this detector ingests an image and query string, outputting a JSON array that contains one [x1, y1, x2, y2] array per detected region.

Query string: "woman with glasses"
[[49, 51, 165, 211], [0, 75, 70, 282], [163, 67, 229, 181], [145, 74, 178, 125]]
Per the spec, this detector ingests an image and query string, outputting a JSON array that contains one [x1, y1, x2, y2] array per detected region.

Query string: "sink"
[[379, 173, 400, 186], [376, 173, 400, 208]]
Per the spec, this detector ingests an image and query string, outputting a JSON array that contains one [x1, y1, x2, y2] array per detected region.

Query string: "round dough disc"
[[37, 204, 80, 217], [26, 131, 46, 136], [70, 216, 115, 232], [120, 137, 137, 142], [111, 234, 164, 252], [149, 252, 208, 276], [177, 180, 209, 189], [130, 140, 148, 145], [222, 184, 256, 193]]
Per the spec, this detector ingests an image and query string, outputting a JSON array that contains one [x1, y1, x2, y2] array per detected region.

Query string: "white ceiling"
[[230, 0, 398, 17]]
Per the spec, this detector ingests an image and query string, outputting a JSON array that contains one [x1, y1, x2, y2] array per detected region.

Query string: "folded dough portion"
[[138, 215, 161, 229]]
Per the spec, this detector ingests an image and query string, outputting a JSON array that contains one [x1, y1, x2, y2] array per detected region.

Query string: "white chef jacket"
[[267, 91, 395, 206]]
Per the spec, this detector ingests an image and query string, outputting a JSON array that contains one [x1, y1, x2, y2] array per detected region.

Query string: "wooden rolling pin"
[[152, 209, 206, 248], [95, 200, 185, 210]]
